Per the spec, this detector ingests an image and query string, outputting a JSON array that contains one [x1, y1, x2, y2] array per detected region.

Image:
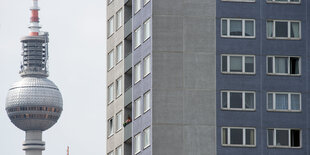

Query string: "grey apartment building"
[[106, 0, 310, 155]]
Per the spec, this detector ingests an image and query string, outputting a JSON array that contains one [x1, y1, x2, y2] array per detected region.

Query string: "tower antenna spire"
[[29, 0, 41, 36]]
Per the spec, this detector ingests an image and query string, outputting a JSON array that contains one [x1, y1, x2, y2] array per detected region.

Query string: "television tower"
[[5, 0, 63, 155]]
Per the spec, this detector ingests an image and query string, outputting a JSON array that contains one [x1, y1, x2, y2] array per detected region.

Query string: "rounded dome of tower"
[[6, 77, 63, 131]]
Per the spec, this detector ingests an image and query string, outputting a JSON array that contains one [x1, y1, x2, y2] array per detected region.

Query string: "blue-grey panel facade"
[[132, 0, 153, 155], [216, 0, 309, 155]]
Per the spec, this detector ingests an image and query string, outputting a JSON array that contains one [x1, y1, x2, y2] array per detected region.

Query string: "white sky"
[[0, 0, 107, 154]]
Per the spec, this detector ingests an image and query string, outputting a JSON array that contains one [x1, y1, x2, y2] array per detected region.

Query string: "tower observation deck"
[[5, 1, 63, 155]]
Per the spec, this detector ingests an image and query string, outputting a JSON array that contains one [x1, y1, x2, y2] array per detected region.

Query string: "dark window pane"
[[245, 93, 254, 109], [275, 21, 288, 38], [222, 92, 228, 108], [230, 129, 243, 145], [291, 130, 300, 147], [246, 129, 255, 145], [268, 129, 274, 146], [268, 94, 274, 110], [230, 20, 242, 36], [222, 56, 227, 72], [290, 57, 299, 74], [276, 130, 289, 146], [222, 128, 228, 144], [268, 57, 273, 73], [230, 92, 242, 108], [245, 21, 254, 36], [222, 20, 227, 36], [245, 57, 254, 73]]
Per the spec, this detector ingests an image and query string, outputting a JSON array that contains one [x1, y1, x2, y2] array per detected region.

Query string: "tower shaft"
[[23, 131, 45, 155]]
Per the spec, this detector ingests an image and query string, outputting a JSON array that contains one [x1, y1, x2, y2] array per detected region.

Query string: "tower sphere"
[[6, 77, 63, 131]]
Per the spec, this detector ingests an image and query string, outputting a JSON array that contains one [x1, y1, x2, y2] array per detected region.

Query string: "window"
[[116, 145, 122, 155], [135, 0, 142, 13], [116, 111, 122, 131], [108, 83, 114, 104], [144, 55, 151, 77], [144, 127, 151, 148], [134, 133, 141, 154], [267, 0, 300, 4], [221, 18, 255, 38], [116, 9, 122, 30], [134, 62, 141, 83], [222, 127, 256, 147], [108, 16, 114, 37], [108, 50, 114, 70], [108, 117, 114, 137], [144, 91, 151, 112], [221, 91, 255, 110], [267, 20, 301, 39], [116, 43, 123, 63], [108, 151, 114, 155], [107, 0, 113, 5], [134, 97, 141, 119], [144, 19, 151, 41], [116, 77, 122, 97], [222, 55, 255, 74], [134, 27, 142, 48], [144, 0, 150, 5], [268, 128, 301, 148], [267, 92, 301, 111], [267, 56, 300, 75]]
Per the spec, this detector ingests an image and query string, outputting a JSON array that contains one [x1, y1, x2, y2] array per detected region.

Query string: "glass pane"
[[268, 57, 273, 73], [276, 94, 288, 110], [245, 21, 254, 36], [268, 129, 274, 146], [222, 20, 227, 36], [230, 129, 243, 145], [230, 92, 242, 109], [267, 21, 274, 38], [276, 130, 289, 146], [275, 57, 288, 73], [291, 94, 300, 110], [230, 20, 242, 36], [222, 128, 228, 144], [290, 57, 299, 74], [245, 93, 254, 109], [291, 130, 300, 147], [222, 56, 227, 72], [222, 92, 228, 108], [245, 57, 254, 73], [246, 129, 255, 145], [275, 21, 288, 38], [291, 22, 300, 38], [230, 56, 242, 72], [268, 93, 273, 110]]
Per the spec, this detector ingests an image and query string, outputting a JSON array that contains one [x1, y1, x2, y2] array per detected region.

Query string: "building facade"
[[107, 0, 309, 154]]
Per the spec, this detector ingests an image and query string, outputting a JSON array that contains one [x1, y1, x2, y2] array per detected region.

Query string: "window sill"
[[221, 0, 256, 2], [135, 150, 141, 155], [267, 73, 301, 76], [116, 25, 123, 31], [221, 35, 256, 39], [134, 9, 141, 15], [107, 33, 114, 39], [107, 100, 114, 105], [134, 44, 142, 50], [143, 36, 151, 43], [267, 37, 301, 40], [266, 1, 300, 5], [267, 146, 302, 149], [144, 108, 151, 114], [115, 128, 122, 134], [222, 72, 256, 75], [267, 110, 301, 113], [135, 80, 141, 85], [116, 59, 123, 66], [144, 0, 151, 6], [144, 144, 151, 150], [221, 108, 255, 112], [135, 115, 141, 120], [108, 66, 114, 72], [222, 144, 256, 147], [107, 133, 114, 139], [143, 72, 151, 78], [116, 94, 122, 99]]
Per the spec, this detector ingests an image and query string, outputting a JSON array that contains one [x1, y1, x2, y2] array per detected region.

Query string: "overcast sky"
[[0, 0, 107, 154]]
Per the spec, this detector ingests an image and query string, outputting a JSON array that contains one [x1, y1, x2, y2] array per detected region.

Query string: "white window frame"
[[143, 18, 151, 41], [266, 0, 300, 4], [222, 0, 255, 2], [107, 16, 114, 37], [222, 127, 256, 147], [143, 90, 151, 113], [134, 62, 141, 83], [267, 92, 301, 112], [143, 127, 151, 149], [116, 76, 122, 98], [108, 117, 114, 137], [221, 18, 256, 38], [134, 0, 142, 13], [134, 133, 142, 154], [144, 0, 151, 5], [115, 145, 122, 155], [267, 128, 302, 148], [143, 55, 151, 77], [266, 56, 301, 76], [116, 9, 123, 30], [108, 83, 114, 104], [134, 97, 141, 119], [116, 111, 122, 132], [134, 26, 142, 49], [266, 20, 301, 39], [108, 50, 114, 71], [221, 91, 256, 111], [116, 42, 123, 63], [221, 54, 256, 74]]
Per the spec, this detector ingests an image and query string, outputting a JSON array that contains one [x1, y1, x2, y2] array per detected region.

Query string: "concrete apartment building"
[[107, 0, 309, 155]]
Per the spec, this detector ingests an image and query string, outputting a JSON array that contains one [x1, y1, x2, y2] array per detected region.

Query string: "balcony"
[[124, 18, 132, 39], [124, 122, 132, 142], [124, 52, 132, 72]]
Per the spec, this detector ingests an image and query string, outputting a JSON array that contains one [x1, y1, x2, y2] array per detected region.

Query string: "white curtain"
[[291, 22, 299, 38], [245, 93, 254, 109], [267, 21, 273, 37], [275, 57, 288, 73], [276, 94, 288, 110], [245, 21, 254, 36], [291, 94, 300, 110]]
